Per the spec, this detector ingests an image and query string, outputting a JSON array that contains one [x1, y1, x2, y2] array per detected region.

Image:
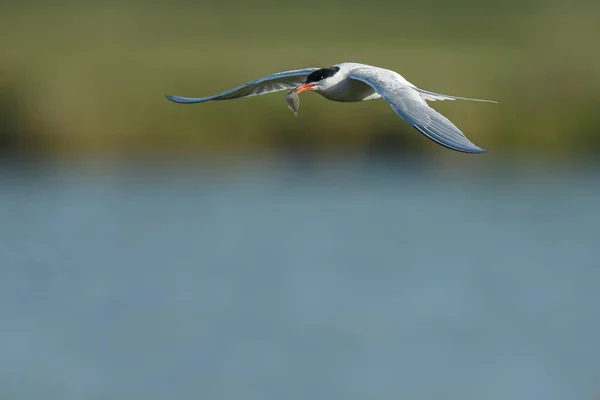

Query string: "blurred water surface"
[[1, 158, 599, 400]]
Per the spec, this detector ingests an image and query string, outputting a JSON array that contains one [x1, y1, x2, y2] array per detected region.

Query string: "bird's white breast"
[[317, 77, 381, 102]]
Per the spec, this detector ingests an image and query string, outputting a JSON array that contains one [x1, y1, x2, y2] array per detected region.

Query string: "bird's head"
[[293, 66, 341, 94]]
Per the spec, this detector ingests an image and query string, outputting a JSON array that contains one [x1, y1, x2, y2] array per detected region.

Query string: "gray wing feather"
[[165, 68, 319, 104], [349, 68, 487, 154]]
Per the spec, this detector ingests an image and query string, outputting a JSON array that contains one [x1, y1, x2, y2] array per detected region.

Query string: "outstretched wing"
[[349, 68, 488, 154], [165, 68, 319, 104]]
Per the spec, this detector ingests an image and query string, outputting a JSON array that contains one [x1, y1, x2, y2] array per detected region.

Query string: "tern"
[[165, 62, 496, 154]]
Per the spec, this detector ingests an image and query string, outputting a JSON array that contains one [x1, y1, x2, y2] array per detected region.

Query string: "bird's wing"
[[165, 68, 319, 104], [348, 67, 487, 154]]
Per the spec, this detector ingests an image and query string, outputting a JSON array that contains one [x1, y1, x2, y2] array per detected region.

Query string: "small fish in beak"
[[286, 89, 300, 116], [285, 83, 316, 116]]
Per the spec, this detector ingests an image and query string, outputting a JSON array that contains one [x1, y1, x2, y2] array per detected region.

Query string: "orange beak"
[[294, 83, 317, 94]]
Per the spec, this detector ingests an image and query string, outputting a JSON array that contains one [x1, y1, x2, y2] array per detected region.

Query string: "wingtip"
[[463, 144, 487, 154], [165, 94, 195, 103], [452, 146, 486, 154]]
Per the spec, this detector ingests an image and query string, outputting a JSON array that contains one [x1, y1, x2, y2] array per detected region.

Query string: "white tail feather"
[[414, 87, 497, 103]]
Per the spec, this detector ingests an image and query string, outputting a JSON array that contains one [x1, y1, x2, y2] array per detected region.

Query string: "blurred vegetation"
[[1, 0, 599, 160]]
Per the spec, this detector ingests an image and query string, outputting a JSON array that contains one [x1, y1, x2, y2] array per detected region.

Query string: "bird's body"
[[308, 63, 383, 102], [166, 62, 496, 154]]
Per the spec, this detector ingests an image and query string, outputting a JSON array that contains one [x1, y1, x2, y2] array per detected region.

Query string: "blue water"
[[1, 158, 599, 400]]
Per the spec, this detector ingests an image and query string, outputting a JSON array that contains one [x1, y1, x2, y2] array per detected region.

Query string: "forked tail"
[[413, 87, 497, 103]]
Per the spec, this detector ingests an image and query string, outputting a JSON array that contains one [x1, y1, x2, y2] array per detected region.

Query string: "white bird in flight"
[[165, 62, 496, 154]]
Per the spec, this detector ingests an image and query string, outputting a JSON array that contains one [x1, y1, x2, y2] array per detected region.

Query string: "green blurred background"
[[2, 0, 599, 162]]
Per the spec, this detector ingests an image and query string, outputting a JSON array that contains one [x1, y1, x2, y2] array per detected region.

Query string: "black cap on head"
[[306, 66, 340, 83]]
